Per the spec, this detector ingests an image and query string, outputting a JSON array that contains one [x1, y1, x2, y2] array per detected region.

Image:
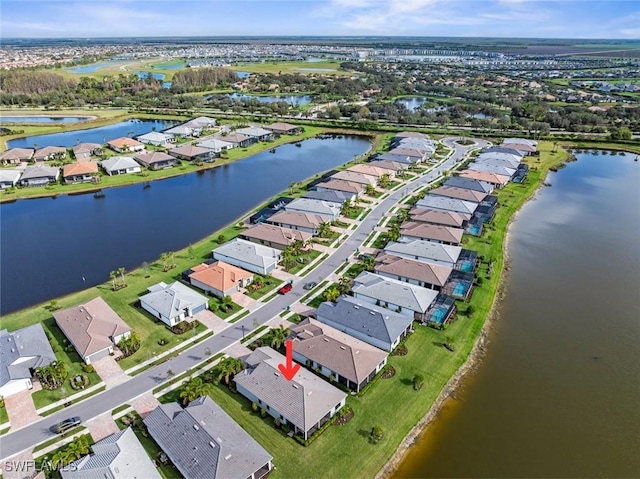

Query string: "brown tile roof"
[[331, 170, 377, 185], [216, 133, 251, 144], [189, 261, 253, 293], [53, 297, 130, 358], [63, 162, 99, 177], [134, 151, 175, 165], [409, 208, 468, 227], [346, 164, 395, 179], [267, 210, 325, 229], [317, 179, 365, 194], [108, 137, 143, 149], [374, 254, 452, 287], [168, 145, 211, 158], [368, 160, 408, 171], [72, 143, 102, 155], [458, 170, 509, 186], [430, 186, 487, 203], [1, 148, 34, 161], [264, 122, 299, 132], [395, 131, 431, 139], [34, 146, 67, 160], [387, 147, 424, 158], [241, 223, 312, 246], [290, 318, 388, 385], [400, 222, 464, 244]]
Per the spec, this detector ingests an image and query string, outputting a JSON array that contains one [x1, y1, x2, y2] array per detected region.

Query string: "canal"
[[394, 150, 640, 478], [0, 135, 371, 314]]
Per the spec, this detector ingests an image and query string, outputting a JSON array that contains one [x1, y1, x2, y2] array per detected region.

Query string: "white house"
[[212, 239, 280, 275], [140, 282, 209, 327], [100, 156, 142, 176], [136, 131, 175, 147]]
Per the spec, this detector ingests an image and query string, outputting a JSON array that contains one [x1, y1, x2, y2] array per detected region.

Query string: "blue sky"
[[1, 0, 638, 39]]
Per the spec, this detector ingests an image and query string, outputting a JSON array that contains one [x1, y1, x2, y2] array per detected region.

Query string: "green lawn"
[[231, 60, 351, 76], [208, 297, 243, 320], [0, 405, 8, 425], [284, 250, 322, 275], [244, 276, 284, 300], [344, 206, 365, 220]]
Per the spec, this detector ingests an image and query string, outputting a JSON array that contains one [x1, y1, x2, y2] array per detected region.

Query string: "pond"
[[235, 71, 252, 78], [151, 63, 186, 70], [0, 116, 93, 124], [223, 93, 313, 105], [66, 61, 117, 73], [7, 119, 177, 149], [0, 135, 372, 314], [136, 72, 165, 81]]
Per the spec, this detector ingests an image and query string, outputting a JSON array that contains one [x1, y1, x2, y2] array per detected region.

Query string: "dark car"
[[358, 253, 375, 260], [303, 281, 317, 291], [51, 416, 81, 434], [278, 283, 293, 294]]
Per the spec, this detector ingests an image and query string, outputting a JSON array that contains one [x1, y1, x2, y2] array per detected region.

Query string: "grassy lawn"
[[116, 412, 181, 479], [285, 250, 322, 275], [231, 60, 351, 76], [372, 233, 390, 249], [208, 297, 243, 320], [244, 276, 284, 300], [344, 205, 365, 219], [0, 405, 8, 425], [344, 263, 366, 279]]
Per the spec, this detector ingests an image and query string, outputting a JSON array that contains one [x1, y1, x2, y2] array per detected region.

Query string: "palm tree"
[[337, 276, 353, 295], [290, 239, 304, 256], [269, 325, 288, 350], [221, 295, 234, 313], [318, 222, 332, 239], [387, 224, 401, 243], [168, 251, 176, 268], [216, 358, 245, 385], [117, 267, 126, 287], [323, 287, 341, 303], [159, 252, 169, 272], [64, 437, 89, 461], [365, 184, 376, 196], [341, 198, 352, 217], [397, 207, 409, 223], [180, 377, 214, 406], [280, 247, 296, 271], [109, 271, 117, 290], [358, 255, 375, 272]]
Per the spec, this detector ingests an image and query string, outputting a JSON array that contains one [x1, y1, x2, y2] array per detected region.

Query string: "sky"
[[1, 0, 639, 39]]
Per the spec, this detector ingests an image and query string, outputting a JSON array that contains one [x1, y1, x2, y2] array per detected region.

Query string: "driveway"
[[86, 412, 119, 442], [195, 310, 231, 334], [4, 389, 39, 430], [92, 356, 129, 389]]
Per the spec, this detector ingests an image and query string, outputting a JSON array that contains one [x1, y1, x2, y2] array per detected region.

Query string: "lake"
[[66, 61, 117, 73], [0, 135, 371, 314], [394, 150, 640, 478], [7, 119, 177, 149], [224, 93, 313, 105], [0, 116, 93, 124], [136, 72, 165, 81], [151, 63, 185, 70]]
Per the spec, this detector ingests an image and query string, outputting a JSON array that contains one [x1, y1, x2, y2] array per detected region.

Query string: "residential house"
[[183, 116, 217, 131], [0, 324, 56, 397], [72, 143, 102, 161], [134, 151, 178, 170], [315, 179, 365, 197], [164, 124, 196, 138], [267, 210, 326, 236], [351, 271, 455, 324], [264, 122, 302, 135], [136, 131, 175, 147], [400, 222, 464, 246], [503, 138, 538, 150], [100, 156, 142, 176], [61, 428, 161, 479], [416, 195, 479, 216], [476, 152, 522, 167], [197, 138, 234, 154], [284, 198, 341, 221], [330, 170, 377, 186], [468, 162, 516, 178], [409, 207, 468, 228], [19, 165, 60, 187], [289, 318, 388, 392], [235, 126, 274, 142], [316, 296, 414, 352], [215, 133, 253, 148], [234, 347, 347, 440], [347, 163, 395, 179], [107, 137, 145, 154], [458, 169, 510, 188], [62, 162, 99, 184], [33, 146, 67, 162], [53, 297, 131, 364], [386, 147, 426, 163], [374, 253, 452, 291], [385, 239, 477, 272], [500, 142, 537, 154], [186, 261, 254, 298], [212, 239, 280, 275], [429, 186, 488, 204], [374, 153, 415, 165], [169, 145, 215, 162], [140, 281, 209, 327], [241, 223, 312, 250], [368, 159, 408, 172], [144, 396, 273, 479], [444, 176, 494, 194], [1, 148, 33, 165], [302, 189, 351, 205], [395, 131, 431, 140], [393, 138, 436, 157], [0, 169, 22, 189], [482, 146, 526, 158]]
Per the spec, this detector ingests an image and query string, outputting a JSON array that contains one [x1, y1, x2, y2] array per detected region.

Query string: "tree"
[[337, 276, 353, 295], [290, 239, 304, 255], [387, 223, 401, 243], [370, 425, 384, 444], [280, 247, 296, 271], [318, 222, 333, 239], [117, 267, 126, 287], [159, 252, 169, 272], [397, 207, 409, 223], [413, 373, 425, 391], [269, 325, 288, 350], [221, 295, 234, 312], [365, 184, 376, 196], [180, 377, 215, 406], [168, 251, 176, 268], [216, 357, 245, 385], [109, 271, 117, 291], [323, 287, 341, 303], [358, 255, 375, 272], [35, 360, 67, 389], [378, 173, 390, 189], [444, 335, 456, 352], [188, 245, 194, 258], [341, 198, 352, 217], [216, 234, 226, 244], [118, 331, 141, 356]]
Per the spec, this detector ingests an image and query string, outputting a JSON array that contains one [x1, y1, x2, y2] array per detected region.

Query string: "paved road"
[[0, 137, 489, 460]]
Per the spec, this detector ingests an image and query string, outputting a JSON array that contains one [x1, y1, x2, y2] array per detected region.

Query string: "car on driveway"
[[278, 283, 293, 294], [51, 416, 81, 434], [358, 253, 375, 260], [303, 281, 317, 290]]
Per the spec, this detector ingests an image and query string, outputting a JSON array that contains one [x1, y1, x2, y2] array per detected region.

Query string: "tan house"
[[34, 146, 67, 162], [107, 137, 145, 153], [62, 162, 99, 184], [430, 186, 488, 203], [53, 297, 131, 364], [1, 148, 34, 165], [316, 179, 365, 197], [72, 143, 103, 161], [267, 210, 326, 236], [458, 170, 510, 187], [187, 261, 254, 298], [330, 170, 377, 186], [263, 122, 302, 135], [409, 208, 468, 228], [374, 253, 452, 291], [134, 151, 178, 170], [347, 163, 395, 179], [399, 222, 464, 246], [240, 223, 312, 250]]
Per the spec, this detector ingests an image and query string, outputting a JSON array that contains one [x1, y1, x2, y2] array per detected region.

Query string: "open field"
[[231, 60, 351, 75]]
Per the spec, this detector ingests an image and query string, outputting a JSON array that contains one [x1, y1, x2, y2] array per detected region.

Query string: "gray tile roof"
[[316, 296, 414, 346], [100, 156, 141, 172], [303, 189, 350, 204], [197, 138, 234, 151], [368, 160, 408, 171], [213, 239, 280, 268], [0, 169, 21, 184], [385, 239, 462, 265], [136, 131, 174, 143], [352, 272, 438, 314], [144, 397, 272, 479], [476, 152, 522, 166], [416, 195, 479, 215], [468, 162, 516, 177], [234, 347, 346, 434], [62, 427, 161, 479], [444, 176, 494, 193], [141, 281, 208, 321], [0, 324, 56, 388], [285, 198, 341, 219], [290, 318, 388, 385], [183, 116, 217, 128], [19, 165, 60, 181], [482, 146, 525, 158], [235, 126, 273, 138]]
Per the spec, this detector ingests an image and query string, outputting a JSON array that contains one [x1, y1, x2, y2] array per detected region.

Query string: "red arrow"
[[278, 339, 300, 381]]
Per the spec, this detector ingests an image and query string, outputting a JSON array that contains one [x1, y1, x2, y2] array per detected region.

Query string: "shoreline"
[[376, 162, 553, 479]]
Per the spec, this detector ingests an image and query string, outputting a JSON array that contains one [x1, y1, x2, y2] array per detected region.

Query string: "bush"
[[369, 425, 384, 444], [252, 402, 259, 413], [274, 417, 281, 428], [82, 364, 95, 374], [412, 373, 425, 391], [260, 408, 267, 418]]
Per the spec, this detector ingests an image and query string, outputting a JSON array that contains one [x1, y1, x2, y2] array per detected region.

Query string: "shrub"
[[412, 373, 425, 391], [252, 402, 259, 413], [369, 425, 384, 444], [274, 417, 281, 428], [82, 364, 95, 374], [260, 408, 267, 418]]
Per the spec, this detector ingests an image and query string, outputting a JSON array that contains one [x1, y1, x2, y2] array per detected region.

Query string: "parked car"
[[303, 281, 317, 290], [358, 253, 375, 260], [278, 283, 293, 294], [51, 416, 81, 434]]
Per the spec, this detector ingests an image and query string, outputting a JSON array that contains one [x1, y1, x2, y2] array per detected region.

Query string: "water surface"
[[224, 93, 313, 105], [0, 135, 371, 314], [66, 61, 117, 73], [394, 151, 640, 478], [0, 116, 92, 124]]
